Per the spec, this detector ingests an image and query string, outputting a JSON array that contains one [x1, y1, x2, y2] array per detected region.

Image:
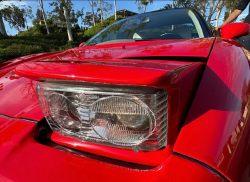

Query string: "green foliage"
[[208, 22, 215, 31], [36, 8, 43, 20], [0, 31, 88, 63], [225, 0, 239, 14], [48, 0, 84, 25], [84, 15, 123, 37], [240, 18, 246, 23], [84, 11, 101, 27], [173, 0, 195, 8], [162, 4, 173, 9], [224, 12, 229, 22], [136, 0, 153, 13], [1, 4, 33, 32], [18, 26, 43, 36], [0, 13, 123, 63], [73, 24, 80, 29], [0, 43, 43, 62]]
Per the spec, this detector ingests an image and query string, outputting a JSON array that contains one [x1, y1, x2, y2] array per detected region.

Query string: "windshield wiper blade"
[[134, 39, 155, 41], [86, 43, 97, 46], [96, 39, 136, 45]]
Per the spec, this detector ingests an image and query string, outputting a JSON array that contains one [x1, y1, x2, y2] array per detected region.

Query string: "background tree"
[[241, 17, 246, 22], [223, 11, 229, 21], [83, 12, 93, 27], [0, 3, 33, 35], [38, 0, 50, 34], [97, 0, 103, 22], [49, 0, 73, 40], [102, 1, 113, 19], [162, 4, 173, 9], [63, 2, 73, 41], [96, 0, 113, 21], [0, 11, 6, 35], [114, 0, 117, 20], [136, 0, 153, 13], [49, 0, 83, 25], [36, 9, 43, 20], [49, 0, 84, 40], [49, 0, 75, 23], [223, 0, 239, 23], [205, 0, 223, 23], [173, 0, 232, 26], [84, 11, 100, 27], [136, 1, 144, 13], [174, 0, 196, 8], [89, 0, 96, 26], [215, 0, 225, 27], [225, 0, 239, 15]]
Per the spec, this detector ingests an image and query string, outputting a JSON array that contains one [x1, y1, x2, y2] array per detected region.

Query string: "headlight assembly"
[[36, 83, 168, 152]]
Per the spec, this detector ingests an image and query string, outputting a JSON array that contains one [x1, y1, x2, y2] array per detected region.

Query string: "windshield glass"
[[84, 9, 210, 46]]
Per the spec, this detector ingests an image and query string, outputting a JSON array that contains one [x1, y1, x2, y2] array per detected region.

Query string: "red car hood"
[[41, 38, 215, 61], [0, 38, 214, 121]]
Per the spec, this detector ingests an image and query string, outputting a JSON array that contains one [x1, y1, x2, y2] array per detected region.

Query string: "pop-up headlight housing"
[[36, 82, 168, 151]]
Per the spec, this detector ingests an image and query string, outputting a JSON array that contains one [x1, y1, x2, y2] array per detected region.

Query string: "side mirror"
[[221, 23, 249, 39], [79, 42, 85, 47]]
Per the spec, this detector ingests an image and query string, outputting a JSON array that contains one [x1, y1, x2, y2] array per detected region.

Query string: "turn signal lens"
[[36, 83, 168, 151]]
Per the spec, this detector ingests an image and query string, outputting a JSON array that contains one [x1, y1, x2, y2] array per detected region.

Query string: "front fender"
[[174, 38, 250, 182]]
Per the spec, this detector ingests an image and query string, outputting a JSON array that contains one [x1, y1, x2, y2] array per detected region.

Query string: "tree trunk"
[[0, 12, 7, 36], [207, 0, 215, 23], [206, 0, 222, 24], [91, 0, 95, 26], [114, 0, 117, 20], [216, 8, 222, 27], [215, 0, 223, 27], [38, 0, 49, 34], [63, 5, 73, 41], [98, 0, 103, 22], [144, 4, 146, 13]]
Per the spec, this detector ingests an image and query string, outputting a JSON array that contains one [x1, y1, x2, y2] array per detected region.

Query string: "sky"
[[2, 0, 249, 35]]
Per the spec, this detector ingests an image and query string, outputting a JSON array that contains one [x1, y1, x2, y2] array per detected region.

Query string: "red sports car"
[[0, 8, 249, 182]]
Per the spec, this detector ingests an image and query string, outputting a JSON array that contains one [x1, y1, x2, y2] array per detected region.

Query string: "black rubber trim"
[[122, 56, 207, 62], [0, 113, 38, 124], [191, 9, 213, 37], [172, 152, 230, 182]]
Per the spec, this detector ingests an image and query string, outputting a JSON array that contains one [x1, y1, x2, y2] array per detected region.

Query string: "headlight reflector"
[[48, 92, 82, 131]]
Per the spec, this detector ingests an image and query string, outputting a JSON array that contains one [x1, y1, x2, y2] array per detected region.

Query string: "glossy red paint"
[[115, 38, 215, 59], [0, 52, 61, 78], [13, 38, 213, 64], [79, 42, 85, 47], [15, 60, 202, 87], [15, 59, 204, 165], [221, 23, 250, 39], [2, 9, 247, 181], [174, 38, 250, 181], [49, 132, 172, 166], [0, 116, 224, 182], [0, 70, 43, 121], [1, 38, 213, 122]]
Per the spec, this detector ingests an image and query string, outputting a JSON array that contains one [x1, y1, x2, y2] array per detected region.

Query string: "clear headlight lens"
[[90, 96, 154, 146], [48, 92, 82, 131], [36, 83, 168, 151]]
